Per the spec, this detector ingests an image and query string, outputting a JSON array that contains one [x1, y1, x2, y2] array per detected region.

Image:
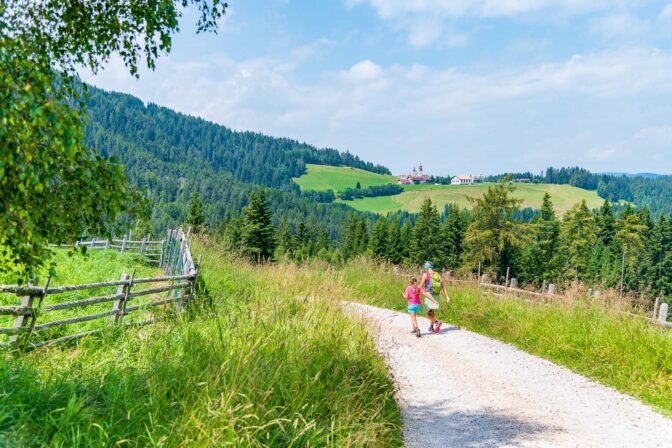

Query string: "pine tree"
[[532, 193, 561, 283], [464, 178, 523, 275], [241, 189, 276, 262], [597, 199, 616, 246], [342, 213, 360, 260], [441, 204, 467, 270], [386, 219, 403, 264], [411, 197, 443, 265], [355, 181, 362, 190], [356, 218, 369, 255], [315, 226, 331, 252], [400, 221, 413, 262], [560, 200, 597, 281], [370, 219, 389, 260], [615, 204, 647, 295], [186, 191, 205, 232], [275, 218, 294, 259]]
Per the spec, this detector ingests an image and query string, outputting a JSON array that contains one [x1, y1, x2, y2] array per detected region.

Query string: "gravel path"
[[347, 302, 672, 448]]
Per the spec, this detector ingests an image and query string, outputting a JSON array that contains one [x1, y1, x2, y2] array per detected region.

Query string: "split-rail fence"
[[0, 228, 200, 350]]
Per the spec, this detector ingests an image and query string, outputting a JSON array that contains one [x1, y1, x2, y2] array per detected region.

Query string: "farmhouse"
[[451, 175, 475, 185]]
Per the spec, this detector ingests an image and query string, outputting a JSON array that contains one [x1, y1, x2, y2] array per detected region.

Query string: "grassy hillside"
[[0, 244, 402, 446], [339, 182, 604, 215], [293, 164, 398, 192]]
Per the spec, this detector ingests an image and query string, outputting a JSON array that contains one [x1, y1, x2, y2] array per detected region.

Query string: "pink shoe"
[[434, 321, 442, 333]]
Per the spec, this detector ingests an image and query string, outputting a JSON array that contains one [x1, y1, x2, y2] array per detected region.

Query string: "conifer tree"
[[441, 205, 467, 270], [356, 218, 370, 255], [241, 189, 276, 262], [275, 218, 295, 259], [316, 227, 331, 253], [411, 197, 443, 265], [465, 178, 523, 275], [560, 200, 597, 281], [186, 191, 205, 232], [386, 219, 403, 264], [531, 193, 561, 282], [370, 219, 389, 260], [400, 221, 413, 262], [597, 199, 616, 246], [615, 204, 647, 295], [342, 213, 360, 260]]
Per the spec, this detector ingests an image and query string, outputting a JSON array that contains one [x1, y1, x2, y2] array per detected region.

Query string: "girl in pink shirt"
[[404, 276, 422, 338]]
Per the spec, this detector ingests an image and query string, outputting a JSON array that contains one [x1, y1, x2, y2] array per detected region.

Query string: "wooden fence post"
[[659, 303, 669, 325], [505, 267, 510, 289], [111, 273, 130, 324], [653, 297, 660, 321], [10, 286, 35, 347], [159, 240, 165, 268], [140, 238, 146, 256], [121, 237, 126, 253]]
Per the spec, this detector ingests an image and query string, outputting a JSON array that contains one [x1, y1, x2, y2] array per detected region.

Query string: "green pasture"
[[338, 182, 604, 216], [292, 164, 397, 192]]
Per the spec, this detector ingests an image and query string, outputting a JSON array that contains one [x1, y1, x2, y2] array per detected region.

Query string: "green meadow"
[[292, 164, 397, 192], [292, 164, 603, 215], [337, 182, 604, 215]]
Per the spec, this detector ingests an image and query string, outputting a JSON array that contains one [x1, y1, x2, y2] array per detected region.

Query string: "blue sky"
[[82, 0, 672, 176]]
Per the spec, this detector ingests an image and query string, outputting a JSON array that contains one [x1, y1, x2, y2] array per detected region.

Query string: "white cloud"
[[340, 60, 383, 83], [590, 13, 649, 39], [660, 3, 672, 22], [80, 45, 672, 174], [636, 124, 672, 143], [586, 147, 617, 161], [348, 0, 636, 45]]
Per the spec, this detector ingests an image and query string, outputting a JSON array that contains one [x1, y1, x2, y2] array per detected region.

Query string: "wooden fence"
[[52, 236, 165, 264], [0, 228, 200, 350]]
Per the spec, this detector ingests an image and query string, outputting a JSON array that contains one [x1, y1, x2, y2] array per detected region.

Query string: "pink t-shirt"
[[405, 286, 421, 305]]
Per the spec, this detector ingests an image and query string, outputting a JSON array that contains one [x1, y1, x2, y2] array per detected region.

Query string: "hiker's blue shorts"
[[407, 304, 421, 314]]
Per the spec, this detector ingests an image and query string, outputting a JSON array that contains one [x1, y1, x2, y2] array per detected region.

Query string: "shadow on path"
[[403, 401, 562, 448]]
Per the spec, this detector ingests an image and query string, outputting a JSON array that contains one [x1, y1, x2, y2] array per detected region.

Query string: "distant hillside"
[[599, 172, 664, 179], [83, 87, 386, 234], [487, 167, 672, 214]]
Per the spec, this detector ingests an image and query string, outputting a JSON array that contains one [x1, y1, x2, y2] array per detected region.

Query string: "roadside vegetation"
[[0, 243, 402, 447], [282, 257, 672, 416]]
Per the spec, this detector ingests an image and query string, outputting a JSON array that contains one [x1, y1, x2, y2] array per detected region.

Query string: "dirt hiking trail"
[[347, 303, 672, 448]]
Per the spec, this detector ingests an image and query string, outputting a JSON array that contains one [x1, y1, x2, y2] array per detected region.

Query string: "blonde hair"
[[409, 276, 419, 296]]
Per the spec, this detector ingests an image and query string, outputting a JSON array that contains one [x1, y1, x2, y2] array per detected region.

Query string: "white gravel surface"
[[347, 302, 672, 448]]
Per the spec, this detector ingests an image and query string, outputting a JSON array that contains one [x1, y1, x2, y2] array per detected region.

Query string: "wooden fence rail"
[[50, 237, 165, 264], [1, 227, 201, 350]]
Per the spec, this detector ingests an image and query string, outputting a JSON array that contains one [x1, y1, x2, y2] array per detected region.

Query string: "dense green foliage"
[[0, 245, 402, 446], [1, 0, 227, 277], [222, 179, 672, 300], [84, 87, 385, 238], [340, 183, 404, 201]]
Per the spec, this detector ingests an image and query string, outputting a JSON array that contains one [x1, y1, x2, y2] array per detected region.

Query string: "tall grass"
[[0, 243, 402, 446], [328, 258, 672, 416]]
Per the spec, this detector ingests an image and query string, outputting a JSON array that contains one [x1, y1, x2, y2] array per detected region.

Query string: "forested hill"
[[83, 86, 387, 234], [486, 167, 672, 215], [85, 87, 389, 187]]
